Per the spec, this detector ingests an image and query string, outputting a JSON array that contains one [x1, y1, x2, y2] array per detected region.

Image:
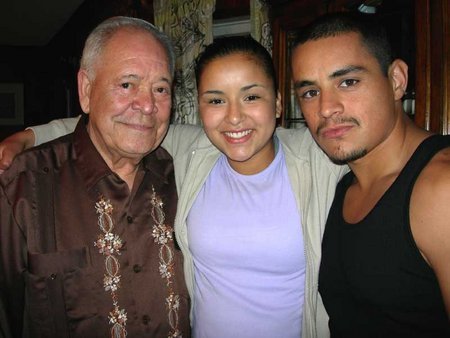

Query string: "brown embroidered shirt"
[[0, 116, 190, 338]]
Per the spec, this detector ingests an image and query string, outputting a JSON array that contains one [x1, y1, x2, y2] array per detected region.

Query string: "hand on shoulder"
[[0, 129, 35, 174]]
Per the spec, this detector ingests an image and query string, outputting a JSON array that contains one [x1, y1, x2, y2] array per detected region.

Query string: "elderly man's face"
[[78, 28, 172, 164]]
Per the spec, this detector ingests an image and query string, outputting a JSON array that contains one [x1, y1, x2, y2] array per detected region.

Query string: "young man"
[[291, 12, 450, 337]]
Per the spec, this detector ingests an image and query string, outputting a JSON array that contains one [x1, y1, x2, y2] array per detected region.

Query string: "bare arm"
[[0, 116, 79, 174], [411, 148, 450, 318], [0, 129, 35, 174]]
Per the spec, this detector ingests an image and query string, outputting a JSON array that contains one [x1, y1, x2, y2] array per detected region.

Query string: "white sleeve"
[[29, 115, 81, 146]]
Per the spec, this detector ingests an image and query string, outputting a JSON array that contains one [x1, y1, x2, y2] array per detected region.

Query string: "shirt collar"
[[73, 114, 171, 192]]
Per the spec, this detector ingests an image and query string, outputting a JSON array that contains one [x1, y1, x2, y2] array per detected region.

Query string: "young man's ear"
[[389, 59, 408, 101], [275, 91, 283, 119], [78, 70, 92, 114]]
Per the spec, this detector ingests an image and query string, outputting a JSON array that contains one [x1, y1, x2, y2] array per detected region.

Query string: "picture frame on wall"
[[0, 83, 24, 125]]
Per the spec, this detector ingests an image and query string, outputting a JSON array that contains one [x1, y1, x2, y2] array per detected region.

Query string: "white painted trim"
[[213, 16, 250, 38]]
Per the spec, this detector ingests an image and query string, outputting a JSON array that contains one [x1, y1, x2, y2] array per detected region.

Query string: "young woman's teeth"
[[225, 130, 252, 139]]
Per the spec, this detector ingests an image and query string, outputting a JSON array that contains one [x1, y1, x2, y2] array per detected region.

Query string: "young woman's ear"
[[275, 91, 282, 119], [389, 59, 408, 101]]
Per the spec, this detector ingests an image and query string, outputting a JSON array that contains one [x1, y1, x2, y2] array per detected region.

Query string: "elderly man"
[[0, 16, 190, 337]]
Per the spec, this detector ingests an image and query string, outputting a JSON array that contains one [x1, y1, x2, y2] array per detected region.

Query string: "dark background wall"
[[0, 0, 414, 139], [0, 0, 250, 140]]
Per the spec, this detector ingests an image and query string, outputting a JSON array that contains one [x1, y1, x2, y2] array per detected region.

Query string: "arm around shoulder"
[[0, 115, 80, 174], [161, 123, 204, 156], [31, 115, 80, 146], [0, 129, 35, 174]]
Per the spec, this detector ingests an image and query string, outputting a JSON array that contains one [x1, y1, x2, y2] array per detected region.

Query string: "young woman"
[[0, 36, 346, 338]]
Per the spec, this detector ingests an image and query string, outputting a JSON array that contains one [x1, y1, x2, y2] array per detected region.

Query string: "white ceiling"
[[0, 0, 85, 46]]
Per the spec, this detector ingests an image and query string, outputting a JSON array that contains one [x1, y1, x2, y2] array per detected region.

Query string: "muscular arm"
[[411, 148, 450, 318], [0, 116, 79, 174]]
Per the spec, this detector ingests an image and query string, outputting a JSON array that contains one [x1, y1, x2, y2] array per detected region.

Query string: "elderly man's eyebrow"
[[119, 74, 140, 81], [159, 76, 172, 84], [117, 74, 172, 87]]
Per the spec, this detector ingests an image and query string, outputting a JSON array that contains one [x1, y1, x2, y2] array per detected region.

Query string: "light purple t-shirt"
[[187, 146, 306, 338]]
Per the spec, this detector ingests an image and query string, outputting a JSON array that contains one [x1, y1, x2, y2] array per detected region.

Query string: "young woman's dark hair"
[[196, 35, 278, 92]]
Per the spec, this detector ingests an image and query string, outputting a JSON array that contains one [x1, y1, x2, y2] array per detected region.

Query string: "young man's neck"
[[349, 114, 431, 190]]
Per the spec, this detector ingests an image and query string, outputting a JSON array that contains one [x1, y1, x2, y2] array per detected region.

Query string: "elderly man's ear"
[[78, 70, 92, 114]]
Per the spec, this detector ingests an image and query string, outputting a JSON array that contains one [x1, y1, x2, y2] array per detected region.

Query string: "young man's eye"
[[301, 89, 319, 99], [340, 79, 359, 87]]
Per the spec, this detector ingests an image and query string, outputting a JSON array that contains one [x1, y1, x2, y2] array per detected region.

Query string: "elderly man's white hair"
[[80, 16, 175, 78]]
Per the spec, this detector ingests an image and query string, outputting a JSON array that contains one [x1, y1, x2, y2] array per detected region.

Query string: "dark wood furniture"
[[269, 0, 449, 135]]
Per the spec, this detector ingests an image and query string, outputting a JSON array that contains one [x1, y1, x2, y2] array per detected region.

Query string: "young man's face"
[[291, 32, 403, 165]]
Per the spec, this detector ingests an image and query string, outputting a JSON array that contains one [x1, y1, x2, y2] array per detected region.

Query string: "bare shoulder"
[[411, 146, 450, 248], [413, 146, 450, 206], [416, 147, 450, 191], [410, 145, 450, 314]]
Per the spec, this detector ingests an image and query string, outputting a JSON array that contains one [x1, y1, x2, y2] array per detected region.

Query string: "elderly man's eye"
[[121, 83, 131, 89], [156, 87, 169, 94]]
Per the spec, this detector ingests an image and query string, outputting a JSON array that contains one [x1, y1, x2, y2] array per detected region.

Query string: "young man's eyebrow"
[[293, 80, 315, 90], [330, 65, 366, 79], [293, 65, 367, 90]]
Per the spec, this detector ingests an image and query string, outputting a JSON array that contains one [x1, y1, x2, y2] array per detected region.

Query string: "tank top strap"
[[388, 135, 450, 200]]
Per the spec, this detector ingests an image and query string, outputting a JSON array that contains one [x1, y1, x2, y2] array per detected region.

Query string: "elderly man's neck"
[[94, 145, 144, 190], [107, 156, 142, 190]]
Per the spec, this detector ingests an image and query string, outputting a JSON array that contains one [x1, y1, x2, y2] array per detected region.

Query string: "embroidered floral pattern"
[[94, 197, 127, 338], [150, 186, 182, 338], [93, 189, 181, 338]]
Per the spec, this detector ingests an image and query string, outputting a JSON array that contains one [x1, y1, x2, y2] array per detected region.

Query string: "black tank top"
[[319, 135, 450, 338]]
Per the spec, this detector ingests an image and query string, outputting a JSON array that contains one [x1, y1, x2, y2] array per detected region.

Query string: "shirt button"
[[133, 264, 142, 273], [49, 273, 57, 280], [142, 315, 150, 325], [127, 216, 133, 224]]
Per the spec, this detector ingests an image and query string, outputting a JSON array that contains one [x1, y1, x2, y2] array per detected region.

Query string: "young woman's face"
[[198, 53, 282, 175]]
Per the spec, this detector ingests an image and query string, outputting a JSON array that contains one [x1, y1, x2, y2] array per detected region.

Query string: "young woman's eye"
[[340, 79, 359, 88], [245, 95, 260, 101], [208, 98, 224, 105]]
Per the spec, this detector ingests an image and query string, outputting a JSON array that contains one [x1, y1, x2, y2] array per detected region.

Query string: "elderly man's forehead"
[[103, 28, 170, 64]]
